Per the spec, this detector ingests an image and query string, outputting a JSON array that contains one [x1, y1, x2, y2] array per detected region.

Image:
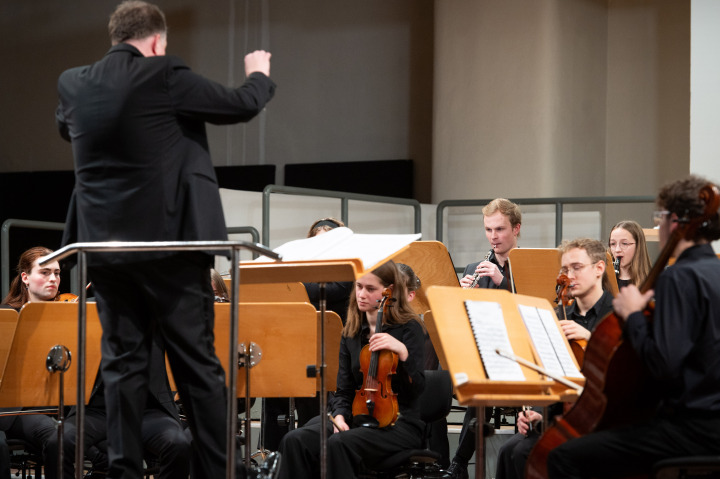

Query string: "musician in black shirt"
[[448, 198, 521, 479], [548, 175, 720, 478]]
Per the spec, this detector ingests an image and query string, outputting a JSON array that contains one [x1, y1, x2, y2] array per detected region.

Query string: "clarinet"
[[465, 249, 494, 289], [613, 257, 620, 276]]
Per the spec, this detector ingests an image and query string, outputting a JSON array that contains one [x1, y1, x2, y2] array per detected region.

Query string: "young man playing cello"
[[547, 175, 720, 478]]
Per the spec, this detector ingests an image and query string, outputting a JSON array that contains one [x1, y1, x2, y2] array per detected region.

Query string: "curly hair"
[[657, 175, 720, 242]]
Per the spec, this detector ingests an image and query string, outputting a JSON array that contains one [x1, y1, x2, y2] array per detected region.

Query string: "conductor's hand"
[[332, 414, 349, 434], [518, 409, 542, 436], [369, 332, 408, 361], [613, 284, 654, 321], [559, 320, 591, 341], [245, 50, 271, 77]]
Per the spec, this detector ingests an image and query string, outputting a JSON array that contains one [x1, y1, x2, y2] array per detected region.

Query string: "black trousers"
[[89, 253, 228, 479], [278, 414, 424, 479], [0, 414, 56, 475], [495, 431, 538, 479], [44, 406, 190, 479], [548, 414, 720, 478], [0, 431, 8, 479]]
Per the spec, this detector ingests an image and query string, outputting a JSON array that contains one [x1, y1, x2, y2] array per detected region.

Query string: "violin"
[[352, 288, 399, 428], [554, 273, 587, 365], [55, 293, 79, 302], [54, 283, 92, 303], [525, 183, 720, 479]]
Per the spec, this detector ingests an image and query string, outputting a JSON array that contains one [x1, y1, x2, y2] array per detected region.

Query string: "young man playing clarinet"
[[448, 198, 522, 479]]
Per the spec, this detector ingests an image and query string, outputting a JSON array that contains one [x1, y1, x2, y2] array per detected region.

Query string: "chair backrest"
[[419, 369, 452, 423]]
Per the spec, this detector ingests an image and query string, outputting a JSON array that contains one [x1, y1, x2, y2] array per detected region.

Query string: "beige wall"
[[433, 0, 689, 206], [0, 0, 693, 208]]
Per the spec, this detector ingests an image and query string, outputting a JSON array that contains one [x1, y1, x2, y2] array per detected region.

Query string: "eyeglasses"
[[559, 263, 594, 276], [652, 210, 670, 226], [609, 241, 635, 250]]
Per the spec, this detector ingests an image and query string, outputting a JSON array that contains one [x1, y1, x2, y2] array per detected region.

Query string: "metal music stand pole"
[[319, 283, 329, 479], [75, 250, 88, 479]]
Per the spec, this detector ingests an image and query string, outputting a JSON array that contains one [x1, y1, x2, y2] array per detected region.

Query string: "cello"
[[352, 288, 399, 428], [526, 183, 720, 479]]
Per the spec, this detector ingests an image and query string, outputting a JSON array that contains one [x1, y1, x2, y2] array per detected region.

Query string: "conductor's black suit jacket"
[[56, 43, 276, 264]]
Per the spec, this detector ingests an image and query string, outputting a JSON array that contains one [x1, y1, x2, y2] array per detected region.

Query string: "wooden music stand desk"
[[0, 309, 19, 383], [425, 286, 585, 479], [213, 302, 320, 398], [508, 248, 619, 302], [222, 280, 310, 303], [0, 303, 102, 408], [392, 241, 459, 316]]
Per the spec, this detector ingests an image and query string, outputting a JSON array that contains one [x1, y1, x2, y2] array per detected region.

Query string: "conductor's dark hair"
[[109, 1, 167, 45]]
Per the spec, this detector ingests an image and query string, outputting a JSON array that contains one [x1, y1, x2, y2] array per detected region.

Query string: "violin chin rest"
[[352, 414, 379, 428]]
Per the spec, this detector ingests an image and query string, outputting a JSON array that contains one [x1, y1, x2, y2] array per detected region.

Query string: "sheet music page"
[[253, 227, 421, 270], [465, 300, 525, 381], [518, 305, 582, 379], [254, 227, 355, 262]]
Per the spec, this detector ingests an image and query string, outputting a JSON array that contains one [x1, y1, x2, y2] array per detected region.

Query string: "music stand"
[[0, 303, 103, 478], [425, 286, 584, 479]]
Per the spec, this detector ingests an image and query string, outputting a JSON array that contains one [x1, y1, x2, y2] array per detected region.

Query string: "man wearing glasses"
[[494, 238, 613, 479], [548, 175, 720, 478]]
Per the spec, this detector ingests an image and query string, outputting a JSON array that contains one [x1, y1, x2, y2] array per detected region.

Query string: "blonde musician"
[[278, 261, 425, 478], [448, 198, 522, 479], [459, 198, 521, 291]]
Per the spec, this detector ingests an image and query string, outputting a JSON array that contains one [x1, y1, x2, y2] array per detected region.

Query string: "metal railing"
[[262, 185, 422, 246], [436, 195, 656, 246], [40, 240, 280, 479], [1, 220, 261, 298]]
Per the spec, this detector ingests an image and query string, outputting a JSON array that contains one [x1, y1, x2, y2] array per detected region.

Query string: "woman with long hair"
[[608, 220, 651, 289], [278, 260, 426, 478], [2, 246, 59, 310]]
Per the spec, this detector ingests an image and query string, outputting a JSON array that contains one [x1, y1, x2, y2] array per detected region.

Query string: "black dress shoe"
[[446, 461, 469, 479], [246, 451, 281, 479]]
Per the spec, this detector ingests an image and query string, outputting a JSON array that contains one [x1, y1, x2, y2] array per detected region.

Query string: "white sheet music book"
[[253, 227, 421, 272], [464, 300, 526, 381], [518, 304, 582, 379]]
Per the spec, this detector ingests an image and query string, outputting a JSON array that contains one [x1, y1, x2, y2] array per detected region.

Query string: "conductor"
[[55, 1, 276, 477]]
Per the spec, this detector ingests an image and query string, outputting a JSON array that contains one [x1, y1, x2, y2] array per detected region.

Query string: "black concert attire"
[[278, 319, 426, 478], [0, 304, 58, 477], [495, 289, 613, 479], [44, 333, 189, 479], [56, 42, 275, 478], [616, 277, 632, 290], [0, 432, 8, 479], [450, 251, 514, 471], [548, 244, 720, 478]]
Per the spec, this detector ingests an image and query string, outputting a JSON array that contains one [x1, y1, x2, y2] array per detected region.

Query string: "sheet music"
[[465, 301, 525, 381], [518, 304, 582, 379], [253, 227, 421, 270]]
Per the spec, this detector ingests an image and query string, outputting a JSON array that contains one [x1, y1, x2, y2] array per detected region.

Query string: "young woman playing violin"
[[0, 247, 64, 479], [608, 220, 651, 289], [278, 260, 426, 478]]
